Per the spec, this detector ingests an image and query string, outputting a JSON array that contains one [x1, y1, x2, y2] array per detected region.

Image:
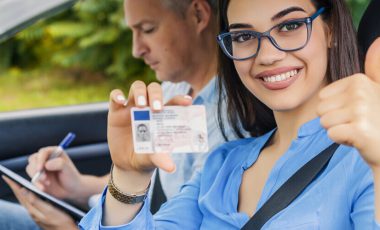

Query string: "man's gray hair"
[[161, 0, 217, 16]]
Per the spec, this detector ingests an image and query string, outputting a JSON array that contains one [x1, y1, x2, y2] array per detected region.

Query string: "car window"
[[0, 0, 154, 112]]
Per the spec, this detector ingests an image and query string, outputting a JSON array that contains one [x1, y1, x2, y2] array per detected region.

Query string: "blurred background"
[[0, 0, 371, 112]]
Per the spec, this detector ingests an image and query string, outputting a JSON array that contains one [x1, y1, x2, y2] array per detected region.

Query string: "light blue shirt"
[[86, 78, 231, 207], [158, 78, 231, 199], [80, 117, 380, 229]]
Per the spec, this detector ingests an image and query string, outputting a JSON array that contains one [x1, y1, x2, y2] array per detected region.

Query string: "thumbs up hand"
[[365, 38, 380, 83], [317, 38, 380, 170]]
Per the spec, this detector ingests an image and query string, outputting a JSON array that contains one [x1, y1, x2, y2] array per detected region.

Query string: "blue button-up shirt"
[[158, 78, 233, 199], [80, 118, 380, 229]]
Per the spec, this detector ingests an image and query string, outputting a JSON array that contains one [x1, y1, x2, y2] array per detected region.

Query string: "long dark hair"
[[217, 0, 361, 140]]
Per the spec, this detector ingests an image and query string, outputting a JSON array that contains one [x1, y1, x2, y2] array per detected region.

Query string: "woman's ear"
[[365, 37, 380, 83], [326, 23, 334, 49]]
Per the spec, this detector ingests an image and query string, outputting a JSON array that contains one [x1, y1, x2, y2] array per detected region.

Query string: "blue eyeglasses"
[[217, 7, 325, 61]]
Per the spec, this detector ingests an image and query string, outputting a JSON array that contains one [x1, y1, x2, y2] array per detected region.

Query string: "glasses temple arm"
[[310, 7, 325, 20]]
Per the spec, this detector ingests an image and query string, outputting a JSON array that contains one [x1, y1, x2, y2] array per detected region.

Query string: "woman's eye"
[[279, 22, 302, 32], [232, 33, 254, 43]]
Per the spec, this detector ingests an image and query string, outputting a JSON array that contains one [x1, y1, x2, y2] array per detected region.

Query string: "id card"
[[131, 105, 208, 154]]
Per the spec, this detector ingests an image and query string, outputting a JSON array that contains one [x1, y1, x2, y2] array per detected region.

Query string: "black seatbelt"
[[242, 143, 339, 230], [150, 170, 167, 214]]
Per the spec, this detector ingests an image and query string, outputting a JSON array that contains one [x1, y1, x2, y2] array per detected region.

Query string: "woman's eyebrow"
[[271, 6, 306, 21], [228, 6, 306, 30]]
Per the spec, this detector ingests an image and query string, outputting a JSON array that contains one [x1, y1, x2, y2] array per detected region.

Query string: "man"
[[1, 0, 228, 229], [136, 123, 151, 142]]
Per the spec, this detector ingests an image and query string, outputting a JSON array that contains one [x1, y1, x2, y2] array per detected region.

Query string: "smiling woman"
[[77, 0, 380, 229]]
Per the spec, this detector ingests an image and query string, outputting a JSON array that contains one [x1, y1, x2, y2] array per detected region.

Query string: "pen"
[[31, 132, 76, 183]]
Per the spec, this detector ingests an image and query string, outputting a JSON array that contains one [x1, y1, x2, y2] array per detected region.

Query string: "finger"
[[44, 157, 66, 171], [3, 176, 28, 205], [320, 107, 352, 130], [24, 192, 46, 222], [326, 123, 355, 147], [317, 93, 347, 116], [150, 153, 176, 173], [26, 192, 56, 214], [35, 147, 57, 172], [26, 154, 38, 177], [319, 76, 353, 99], [147, 82, 163, 111], [165, 95, 193, 106], [129, 80, 148, 107], [365, 38, 380, 83], [110, 89, 128, 111]]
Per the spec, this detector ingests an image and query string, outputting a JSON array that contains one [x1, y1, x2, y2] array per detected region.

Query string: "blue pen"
[[31, 132, 76, 183]]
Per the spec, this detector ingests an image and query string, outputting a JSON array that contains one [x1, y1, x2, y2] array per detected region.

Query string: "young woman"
[[79, 0, 380, 229]]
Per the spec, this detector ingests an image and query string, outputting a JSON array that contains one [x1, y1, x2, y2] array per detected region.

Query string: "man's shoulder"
[[162, 81, 191, 103]]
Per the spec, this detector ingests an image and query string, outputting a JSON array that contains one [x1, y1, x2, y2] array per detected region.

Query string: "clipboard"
[[0, 164, 86, 221]]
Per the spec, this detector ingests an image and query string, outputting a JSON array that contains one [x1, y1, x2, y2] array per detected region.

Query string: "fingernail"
[[184, 95, 192, 100], [137, 96, 147, 106], [116, 95, 126, 102], [153, 100, 162, 110]]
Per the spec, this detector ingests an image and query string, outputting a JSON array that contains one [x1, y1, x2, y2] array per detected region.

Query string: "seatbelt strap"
[[241, 143, 339, 230]]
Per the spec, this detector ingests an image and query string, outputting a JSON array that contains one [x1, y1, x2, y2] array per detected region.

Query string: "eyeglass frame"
[[217, 7, 326, 61]]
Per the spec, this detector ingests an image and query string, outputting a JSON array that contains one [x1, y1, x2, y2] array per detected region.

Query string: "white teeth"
[[263, 69, 298, 83]]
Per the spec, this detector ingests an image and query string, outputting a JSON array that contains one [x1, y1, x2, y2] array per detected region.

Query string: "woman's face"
[[227, 0, 331, 112]]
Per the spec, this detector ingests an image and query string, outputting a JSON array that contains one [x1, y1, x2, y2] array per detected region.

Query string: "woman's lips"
[[258, 68, 302, 90]]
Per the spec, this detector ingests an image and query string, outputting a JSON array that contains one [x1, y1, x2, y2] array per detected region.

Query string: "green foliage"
[[1, 0, 154, 84], [0, 0, 372, 81], [346, 0, 371, 27]]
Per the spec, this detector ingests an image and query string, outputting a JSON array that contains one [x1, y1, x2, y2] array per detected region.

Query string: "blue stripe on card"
[[134, 110, 150, 121]]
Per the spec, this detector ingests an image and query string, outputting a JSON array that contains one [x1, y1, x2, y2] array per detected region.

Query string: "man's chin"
[[156, 73, 179, 83]]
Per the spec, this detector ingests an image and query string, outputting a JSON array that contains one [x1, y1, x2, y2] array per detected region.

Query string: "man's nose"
[[132, 34, 148, 58]]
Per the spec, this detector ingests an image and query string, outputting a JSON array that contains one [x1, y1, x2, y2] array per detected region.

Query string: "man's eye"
[[142, 27, 155, 34], [231, 33, 255, 43], [279, 22, 302, 32]]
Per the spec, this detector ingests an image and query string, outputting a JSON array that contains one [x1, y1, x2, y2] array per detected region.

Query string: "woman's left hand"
[[317, 38, 380, 170], [2, 176, 78, 230]]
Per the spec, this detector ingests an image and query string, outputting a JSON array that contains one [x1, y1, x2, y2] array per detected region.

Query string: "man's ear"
[[189, 0, 212, 34], [365, 37, 380, 83]]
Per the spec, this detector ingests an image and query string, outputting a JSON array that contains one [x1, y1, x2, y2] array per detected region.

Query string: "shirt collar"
[[193, 77, 218, 105], [297, 117, 324, 138]]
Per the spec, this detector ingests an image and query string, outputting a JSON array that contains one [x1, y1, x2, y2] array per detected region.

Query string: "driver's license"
[[131, 105, 208, 154]]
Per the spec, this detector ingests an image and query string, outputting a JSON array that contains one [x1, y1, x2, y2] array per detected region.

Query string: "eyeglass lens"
[[221, 21, 309, 60]]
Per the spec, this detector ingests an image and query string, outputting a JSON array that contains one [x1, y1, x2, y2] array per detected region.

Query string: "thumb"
[[365, 37, 380, 83]]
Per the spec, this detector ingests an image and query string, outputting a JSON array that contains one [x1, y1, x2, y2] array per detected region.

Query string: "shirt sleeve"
[[79, 172, 203, 230], [350, 164, 380, 229]]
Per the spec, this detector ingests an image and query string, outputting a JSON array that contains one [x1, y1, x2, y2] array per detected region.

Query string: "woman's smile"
[[255, 66, 303, 90]]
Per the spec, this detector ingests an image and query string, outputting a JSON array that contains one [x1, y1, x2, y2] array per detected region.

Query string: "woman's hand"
[[318, 38, 380, 170], [107, 81, 192, 180], [103, 81, 192, 225]]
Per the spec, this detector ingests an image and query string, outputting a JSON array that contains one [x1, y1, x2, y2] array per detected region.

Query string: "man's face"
[[124, 0, 197, 82]]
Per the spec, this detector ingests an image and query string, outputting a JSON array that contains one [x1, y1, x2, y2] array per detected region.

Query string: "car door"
[[0, 0, 113, 203], [0, 103, 112, 202]]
